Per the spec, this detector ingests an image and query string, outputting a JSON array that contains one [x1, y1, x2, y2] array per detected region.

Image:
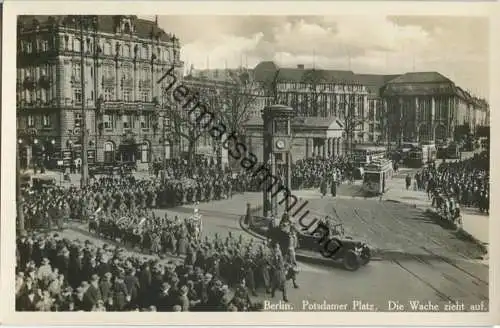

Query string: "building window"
[[104, 88, 115, 101], [42, 114, 51, 127], [103, 141, 115, 163], [369, 101, 375, 120], [142, 68, 149, 81], [140, 115, 150, 129], [141, 90, 149, 102], [40, 40, 49, 52], [123, 115, 131, 129], [25, 41, 33, 54], [74, 38, 81, 52], [142, 45, 149, 59], [124, 44, 131, 57], [27, 115, 35, 127], [74, 113, 82, 128], [72, 64, 81, 81], [74, 89, 82, 104], [123, 89, 132, 102], [103, 42, 112, 55], [103, 114, 113, 129], [103, 65, 114, 79], [140, 142, 150, 163]]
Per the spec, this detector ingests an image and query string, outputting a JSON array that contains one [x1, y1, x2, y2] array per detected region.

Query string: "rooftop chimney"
[[297, 64, 304, 69]]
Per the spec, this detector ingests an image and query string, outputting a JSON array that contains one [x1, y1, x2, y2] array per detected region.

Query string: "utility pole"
[[79, 16, 89, 187]]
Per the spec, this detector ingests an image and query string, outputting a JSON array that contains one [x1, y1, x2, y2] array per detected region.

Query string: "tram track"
[[375, 202, 488, 302]]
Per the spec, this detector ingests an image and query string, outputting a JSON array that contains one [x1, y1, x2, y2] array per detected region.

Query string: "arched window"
[[140, 141, 150, 163], [103, 141, 115, 163], [123, 44, 131, 57]]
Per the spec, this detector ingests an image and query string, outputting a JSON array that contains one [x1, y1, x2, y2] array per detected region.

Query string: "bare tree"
[[162, 94, 203, 173], [217, 68, 261, 135], [338, 94, 365, 156], [301, 69, 328, 116], [184, 69, 261, 169]]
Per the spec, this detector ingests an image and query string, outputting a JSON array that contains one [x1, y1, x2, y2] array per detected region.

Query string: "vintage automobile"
[[268, 220, 372, 271]]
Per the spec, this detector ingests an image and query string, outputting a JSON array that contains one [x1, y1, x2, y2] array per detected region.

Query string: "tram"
[[352, 145, 387, 168], [362, 159, 394, 195], [405, 144, 437, 168]]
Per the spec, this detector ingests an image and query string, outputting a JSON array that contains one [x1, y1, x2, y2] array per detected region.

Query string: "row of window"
[[74, 88, 150, 103], [99, 114, 154, 130], [277, 83, 365, 93], [25, 115, 52, 128], [20, 36, 178, 62]]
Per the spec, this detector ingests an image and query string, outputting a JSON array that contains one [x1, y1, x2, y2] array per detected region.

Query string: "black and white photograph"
[[1, 2, 497, 324]]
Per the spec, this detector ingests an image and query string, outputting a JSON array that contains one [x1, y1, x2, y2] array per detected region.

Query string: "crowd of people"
[[291, 157, 351, 190], [416, 152, 489, 217], [21, 155, 355, 231], [16, 155, 308, 311], [16, 220, 299, 312]]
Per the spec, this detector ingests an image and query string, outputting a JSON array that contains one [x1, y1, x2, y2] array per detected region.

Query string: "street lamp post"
[[75, 15, 98, 188], [17, 138, 25, 234]]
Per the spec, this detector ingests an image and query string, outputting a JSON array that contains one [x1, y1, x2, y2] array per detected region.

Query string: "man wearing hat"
[[99, 272, 113, 310], [231, 278, 252, 311], [113, 271, 129, 311], [83, 274, 102, 311], [124, 267, 140, 307], [270, 248, 288, 302], [156, 282, 173, 312]]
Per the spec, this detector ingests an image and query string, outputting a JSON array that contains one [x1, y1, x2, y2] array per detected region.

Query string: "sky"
[[141, 15, 489, 99]]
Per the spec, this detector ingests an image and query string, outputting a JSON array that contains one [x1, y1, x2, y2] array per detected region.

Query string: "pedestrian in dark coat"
[[405, 174, 412, 190], [320, 179, 328, 197], [83, 274, 102, 311], [156, 282, 174, 312], [112, 273, 129, 311], [138, 263, 152, 306], [270, 249, 288, 302], [16, 288, 41, 311], [124, 268, 140, 306], [99, 272, 113, 309], [330, 179, 337, 197]]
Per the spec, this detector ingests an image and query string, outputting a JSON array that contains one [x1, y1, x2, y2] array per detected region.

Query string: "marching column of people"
[[16, 227, 300, 311], [418, 152, 489, 214]]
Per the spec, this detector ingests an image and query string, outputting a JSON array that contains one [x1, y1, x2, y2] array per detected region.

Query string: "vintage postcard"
[[1, 0, 499, 326]]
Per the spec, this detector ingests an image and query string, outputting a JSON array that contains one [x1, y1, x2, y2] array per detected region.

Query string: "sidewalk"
[[384, 177, 489, 245]]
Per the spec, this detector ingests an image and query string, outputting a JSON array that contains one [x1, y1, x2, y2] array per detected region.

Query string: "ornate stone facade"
[[16, 15, 183, 165]]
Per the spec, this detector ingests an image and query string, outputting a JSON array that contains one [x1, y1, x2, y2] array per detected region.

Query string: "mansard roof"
[[17, 15, 175, 43], [253, 61, 360, 85]]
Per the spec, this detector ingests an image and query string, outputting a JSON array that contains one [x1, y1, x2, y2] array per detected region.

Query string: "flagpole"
[[313, 49, 316, 69]]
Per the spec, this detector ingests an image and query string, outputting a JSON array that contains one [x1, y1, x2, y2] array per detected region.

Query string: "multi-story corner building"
[[381, 72, 489, 143], [17, 15, 183, 168]]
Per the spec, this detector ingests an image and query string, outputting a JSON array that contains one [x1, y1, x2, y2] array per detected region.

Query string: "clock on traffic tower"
[[262, 104, 295, 219]]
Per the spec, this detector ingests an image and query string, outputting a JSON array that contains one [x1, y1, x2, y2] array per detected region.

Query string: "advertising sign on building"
[[87, 150, 96, 164], [62, 150, 72, 166]]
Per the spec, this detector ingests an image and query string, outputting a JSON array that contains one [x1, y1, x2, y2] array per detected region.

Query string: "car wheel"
[[343, 249, 361, 271], [360, 246, 371, 265]]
